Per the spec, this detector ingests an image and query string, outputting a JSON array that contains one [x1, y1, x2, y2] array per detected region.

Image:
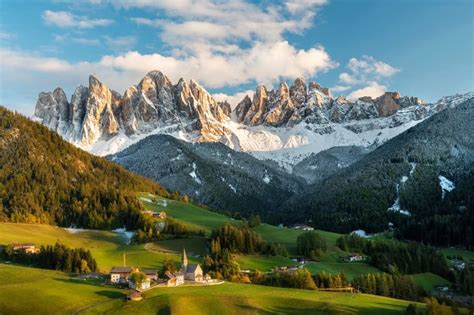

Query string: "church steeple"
[[181, 248, 188, 272]]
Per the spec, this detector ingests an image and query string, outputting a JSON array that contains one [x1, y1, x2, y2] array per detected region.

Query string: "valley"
[[1, 192, 469, 314]]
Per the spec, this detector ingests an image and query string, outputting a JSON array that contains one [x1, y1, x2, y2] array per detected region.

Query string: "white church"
[[181, 248, 204, 282]]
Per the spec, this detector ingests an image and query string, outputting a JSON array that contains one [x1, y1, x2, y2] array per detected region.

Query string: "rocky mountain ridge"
[[34, 71, 229, 146], [34, 70, 473, 166]]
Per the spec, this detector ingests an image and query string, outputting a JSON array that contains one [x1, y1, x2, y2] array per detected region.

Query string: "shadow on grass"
[[94, 290, 126, 299]]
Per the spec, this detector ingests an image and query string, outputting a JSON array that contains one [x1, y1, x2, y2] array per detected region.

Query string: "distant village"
[[109, 248, 220, 300]]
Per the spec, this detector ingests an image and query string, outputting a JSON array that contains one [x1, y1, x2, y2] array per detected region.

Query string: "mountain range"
[[32, 71, 474, 245]]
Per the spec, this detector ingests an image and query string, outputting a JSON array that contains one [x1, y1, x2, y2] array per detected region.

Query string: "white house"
[[129, 278, 151, 290], [110, 267, 133, 284]]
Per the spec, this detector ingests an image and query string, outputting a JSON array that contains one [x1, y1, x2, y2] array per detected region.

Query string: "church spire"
[[181, 248, 188, 272]]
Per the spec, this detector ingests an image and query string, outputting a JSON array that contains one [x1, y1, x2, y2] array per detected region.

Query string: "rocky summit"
[[34, 71, 229, 146], [34, 70, 473, 167]]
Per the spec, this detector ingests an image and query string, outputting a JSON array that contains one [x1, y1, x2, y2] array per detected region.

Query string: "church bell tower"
[[181, 248, 188, 272]]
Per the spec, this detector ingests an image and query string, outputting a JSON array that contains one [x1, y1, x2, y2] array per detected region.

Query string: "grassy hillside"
[[0, 263, 125, 314], [138, 193, 239, 235], [412, 273, 452, 292], [84, 282, 419, 315], [253, 223, 342, 256], [0, 223, 200, 271], [0, 263, 421, 315]]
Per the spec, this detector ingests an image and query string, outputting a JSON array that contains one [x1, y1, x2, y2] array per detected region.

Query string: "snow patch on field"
[[439, 175, 455, 199], [113, 228, 134, 244], [64, 227, 87, 234], [139, 197, 152, 203]]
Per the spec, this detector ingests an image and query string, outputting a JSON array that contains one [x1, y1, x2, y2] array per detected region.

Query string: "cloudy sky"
[[0, 0, 472, 114]]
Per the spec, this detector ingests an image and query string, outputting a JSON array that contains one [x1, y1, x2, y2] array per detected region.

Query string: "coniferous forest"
[[0, 107, 172, 230]]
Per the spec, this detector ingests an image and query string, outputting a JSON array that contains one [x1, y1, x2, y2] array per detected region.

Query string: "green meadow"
[[0, 263, 422, 315]]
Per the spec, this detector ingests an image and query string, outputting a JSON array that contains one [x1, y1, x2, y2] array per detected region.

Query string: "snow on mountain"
[[439, 175, 455, 199], [33, 71, 474, 168]]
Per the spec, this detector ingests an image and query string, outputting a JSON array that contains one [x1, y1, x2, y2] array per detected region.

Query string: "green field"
[[441, 248, 474, 261], [146, 237, 208, 256], [139, 193, 239, 234], [0, 263, 422, 315], [305, 262, 381, 281], [84, 282, 419, 315], [0, 223, 199, 271], [0, 263, 125, 315], [235, 254, 295, 271], [253, 224, 343, 257], [412, 273, 452, 292]]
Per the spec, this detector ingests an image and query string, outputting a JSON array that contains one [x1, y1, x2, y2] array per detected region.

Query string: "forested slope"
[[0, 106, 172, 229]]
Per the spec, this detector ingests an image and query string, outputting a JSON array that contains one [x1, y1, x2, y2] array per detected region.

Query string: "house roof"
[[186, 264, 201, 273], [110, 267, 132, 273], [142, 269, 158, 274], [11, 243, 35, 247], [174, 272, 184, 277]]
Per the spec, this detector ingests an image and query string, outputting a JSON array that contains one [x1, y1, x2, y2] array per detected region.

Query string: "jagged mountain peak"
[[34, 71, 230, 147], [34, 69, 473, 169]]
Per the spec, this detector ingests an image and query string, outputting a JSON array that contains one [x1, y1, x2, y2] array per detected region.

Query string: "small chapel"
[[181, 248, 204, 282]]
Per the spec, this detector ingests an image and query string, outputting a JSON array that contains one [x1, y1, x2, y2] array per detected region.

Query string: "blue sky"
[[0, 0, 472, 114]]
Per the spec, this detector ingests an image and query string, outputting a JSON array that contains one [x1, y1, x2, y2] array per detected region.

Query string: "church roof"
[[186, 264, 201, 273]]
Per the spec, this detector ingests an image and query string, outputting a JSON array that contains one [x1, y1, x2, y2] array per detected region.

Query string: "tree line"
[[337, 234, 453, 280], [1, 241, 97, 273], [210, 223, 288, 256], [132, 217, 206, 243], [352, 273, 425, 301]]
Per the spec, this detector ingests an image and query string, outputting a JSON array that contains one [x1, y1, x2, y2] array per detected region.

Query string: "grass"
[[0, 223, 199, 271], [441, 248, 474, 261], [412, 273, 452, 292], [146, 237, 208, 256], [0, 263, 126, 315], [235, 255, 295, 272], [253, 224, 346, 259], [138, 193, 239, 235], [83, 281, 420, 315], [305, 262, 381, 281], [0, 263, 419, 315]]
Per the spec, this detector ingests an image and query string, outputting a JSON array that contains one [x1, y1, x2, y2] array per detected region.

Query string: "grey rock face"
[[34, 71, 230, 146], [234, 82, 429, 127]]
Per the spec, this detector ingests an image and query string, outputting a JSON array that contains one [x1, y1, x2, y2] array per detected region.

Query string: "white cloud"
[[339, 55, 399, 99], [0, 31, 15, 40], [346, 55, 399, 81], [286, 0, 328, 13], [213, 90, 254, 109], [2, 0, 337, 113], [330, 85, 351, 93], [339, 72, 359, 85], [42, 10, 113, 29], [347, 82, 387, 100]]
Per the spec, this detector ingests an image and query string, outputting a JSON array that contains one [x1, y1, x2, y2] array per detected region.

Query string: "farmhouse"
[[344, 254, 365, 262], [10, 243, 38, 253], [110, 267, 133, 284], [142, 269, 159, 281], [164, 271, 184, 287], [129, 278, 151, 290], [292, 224, 314, 231], [181, 248, 203, 281]]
